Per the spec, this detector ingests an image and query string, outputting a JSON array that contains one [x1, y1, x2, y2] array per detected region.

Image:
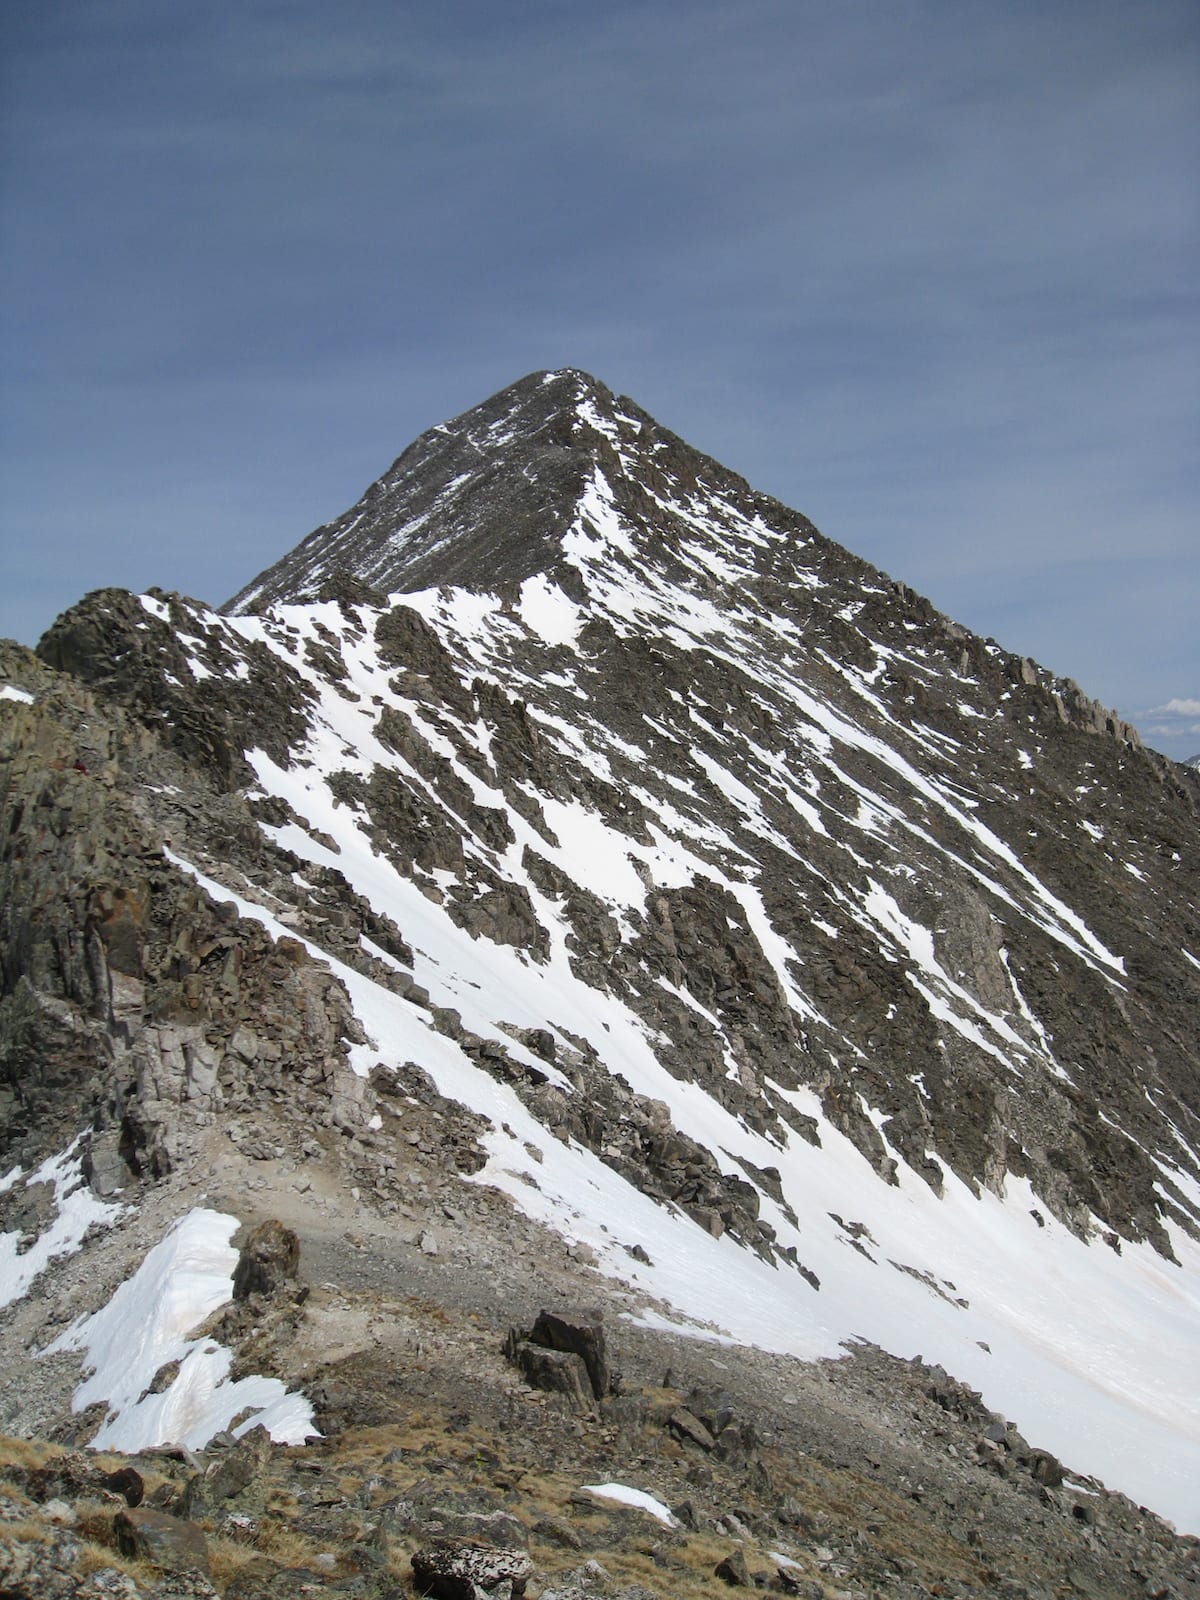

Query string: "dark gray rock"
[[508, 1338, 595, 1416], [667, 1407, 716, 1452], [181, 1429, 270, 1518], [1030, 1450, 1064, 1488], [529, 1309, 610, 1401], [114, 1505, 211, 1576], [232, 1220, 301, 1300], [714, 1547, 752, 1586], [410, 1540, 532, 1599]]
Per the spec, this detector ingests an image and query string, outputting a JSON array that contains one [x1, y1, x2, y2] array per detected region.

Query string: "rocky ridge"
[[13, 372, 1196, 1255], [1, 369, 1199, 1589]]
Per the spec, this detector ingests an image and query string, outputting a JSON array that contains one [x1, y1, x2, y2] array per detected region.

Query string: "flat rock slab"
[[115, 1506, 212, 1576]]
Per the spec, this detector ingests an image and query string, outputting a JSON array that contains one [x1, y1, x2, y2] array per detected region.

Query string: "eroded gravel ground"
[[3, 1105, 1199, 1600]]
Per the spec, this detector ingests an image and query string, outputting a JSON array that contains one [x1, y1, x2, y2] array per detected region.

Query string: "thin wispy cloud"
[[1144, 699, 1200, 745]]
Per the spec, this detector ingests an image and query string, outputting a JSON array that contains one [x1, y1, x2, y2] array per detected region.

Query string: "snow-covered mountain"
[[2, 369, 1199, 1552]]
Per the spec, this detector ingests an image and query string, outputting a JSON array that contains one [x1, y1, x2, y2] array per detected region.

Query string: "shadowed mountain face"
[[3, 369, 1200, 1542]]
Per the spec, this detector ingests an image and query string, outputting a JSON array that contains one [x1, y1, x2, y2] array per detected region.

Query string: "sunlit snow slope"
[[25, 370, 1200, 1528]]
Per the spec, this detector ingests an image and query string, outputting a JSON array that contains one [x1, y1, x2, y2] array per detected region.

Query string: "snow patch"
[[47, 1208, 316, 1451], [582, 1483, 678, 1525], [519, 575, 583, 647], [0, 1140, 123, 1311]]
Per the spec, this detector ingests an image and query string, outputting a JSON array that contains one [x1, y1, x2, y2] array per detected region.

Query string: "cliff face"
[[0, 634, 365, 1194], [1, 371, 1199, 1564]]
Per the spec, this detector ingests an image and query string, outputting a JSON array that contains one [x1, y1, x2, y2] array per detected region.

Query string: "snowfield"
[[0, 1141, 123, 1312], [157, 415, 1198, 1530], [166, 849, 1200, 1532]]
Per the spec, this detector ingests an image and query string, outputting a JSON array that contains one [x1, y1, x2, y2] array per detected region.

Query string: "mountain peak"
[[224, 369, 810, 617], [6, 368, 1200, 1547], [227, 369, 630, 614]]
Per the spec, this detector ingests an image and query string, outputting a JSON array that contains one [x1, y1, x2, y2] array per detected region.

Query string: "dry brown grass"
[[4, 1396, 954, 1600], [403, 1294, 457, 1328], [0, 1515, 52, 1545], [0, 1432, 173, 1503], [317, 1409, 525, 1512], [0, 1434, 60, 1471], [75, 1542, 149, 1583], [763, 1449, 988, 1590], [0, 1495, 156, 1589], [263, 1482, 303, 1519], [255, 1520, 329, 1566], [527, 1535, 825, 1600], [504, 1471, 832, 1599], [207, 1532, 276, 1589], [0, 1475, 36, 1507], [73, 1498, 120, 1546]]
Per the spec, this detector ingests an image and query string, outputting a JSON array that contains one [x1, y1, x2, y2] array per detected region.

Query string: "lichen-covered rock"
[[410, 1539, 532, 1599], [0, 1530, 157, 1598]]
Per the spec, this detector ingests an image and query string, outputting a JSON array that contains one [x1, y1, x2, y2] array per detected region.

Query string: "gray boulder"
[[231, 1220, 300, 1300], [410, 1539, 532, 1598], [113, 1506, 211, 1576], [529, 1308, 610, 1401]]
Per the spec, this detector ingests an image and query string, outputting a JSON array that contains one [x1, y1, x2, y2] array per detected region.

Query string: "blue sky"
[[2, 1, 1197, 756]]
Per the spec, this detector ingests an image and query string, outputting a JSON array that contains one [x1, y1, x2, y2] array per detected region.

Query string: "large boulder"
[[181, 1427, 272, 1518], [114, 1506, 211, 1576], [22, 1452, 143, 1509], [410, 1540, 532, 1599], [231, 1220, 300, 1300], [510, 1342, 595, 1417], [529, 1308, 610, 1401]]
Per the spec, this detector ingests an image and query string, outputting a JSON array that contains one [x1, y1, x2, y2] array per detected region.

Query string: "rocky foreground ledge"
[[1, 1277, 1197, 1600], [2, 1091, 1197, 1600], [2, 1135, 1198, 1600]]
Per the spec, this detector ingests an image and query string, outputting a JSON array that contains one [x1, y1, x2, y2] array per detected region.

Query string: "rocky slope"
[[224, 371, 1200, 1258], [2, 1183, 1198, 1600], [2, 369, 1199, 1593]]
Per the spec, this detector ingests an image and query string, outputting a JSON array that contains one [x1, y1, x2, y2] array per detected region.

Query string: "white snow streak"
[[582, 1483, 678, 1524], [163, 842, 1200, 1531], [0, 1140, 123, 1311]]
